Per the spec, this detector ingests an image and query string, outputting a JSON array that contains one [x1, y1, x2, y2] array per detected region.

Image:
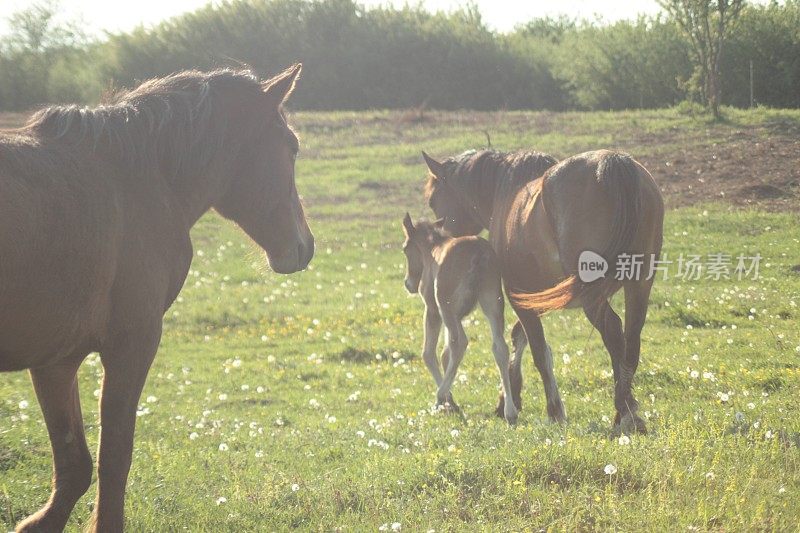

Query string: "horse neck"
[[485, 171, 529, 239], [454, 173, 501, 231], [153, 120, 251, 231], [168, 167, 228, 231], [417, 249, 437, 301]]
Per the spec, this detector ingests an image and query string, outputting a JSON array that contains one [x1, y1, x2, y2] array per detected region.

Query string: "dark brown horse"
[[0, 65, 313, 531], [422, 149, 664, 433]]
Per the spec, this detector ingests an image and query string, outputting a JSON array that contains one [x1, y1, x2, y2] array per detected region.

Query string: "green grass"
[[1, 108, 799, 532]]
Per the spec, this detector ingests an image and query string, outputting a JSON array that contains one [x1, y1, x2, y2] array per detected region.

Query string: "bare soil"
[[636, 127, 799, 212]]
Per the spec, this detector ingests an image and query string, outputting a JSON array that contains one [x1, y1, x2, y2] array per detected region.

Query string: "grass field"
[[1, 108, 799, 531]]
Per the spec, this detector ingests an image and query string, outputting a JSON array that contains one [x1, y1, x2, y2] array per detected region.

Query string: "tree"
[[0, 0, 92, 109], [657, 0, 745, 117]]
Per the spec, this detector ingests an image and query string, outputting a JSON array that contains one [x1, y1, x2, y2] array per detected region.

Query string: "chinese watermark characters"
[[578, 250, 762, 283]]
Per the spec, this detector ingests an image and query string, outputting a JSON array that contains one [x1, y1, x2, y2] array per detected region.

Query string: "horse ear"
[[402, 212, 415, 235], [262, 63, 302, 107], [422, 151, 446, 179], [433, 217, 446, 230]]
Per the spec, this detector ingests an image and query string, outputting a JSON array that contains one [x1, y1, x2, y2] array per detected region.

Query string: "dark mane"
[[425, 149, 557, 200], [19, 69, 271, 180], [413, 219, 451, 246]]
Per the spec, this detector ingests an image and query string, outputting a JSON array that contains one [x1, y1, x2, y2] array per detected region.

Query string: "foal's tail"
[[508, 153, 642, 314]]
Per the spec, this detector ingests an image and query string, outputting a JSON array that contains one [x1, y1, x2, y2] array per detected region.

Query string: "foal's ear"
[[433, 217, 446, 231], [402, 212, 415, 235], [422, 151, 446, 179], [262, 63, 302, 107]]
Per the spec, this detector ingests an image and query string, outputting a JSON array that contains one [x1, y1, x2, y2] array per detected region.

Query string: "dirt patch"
[[737, 184, 790, 200], [634, 129, 799, 212]]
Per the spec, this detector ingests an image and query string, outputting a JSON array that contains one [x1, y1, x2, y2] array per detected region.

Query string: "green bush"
[[1, 0, 799, 111]]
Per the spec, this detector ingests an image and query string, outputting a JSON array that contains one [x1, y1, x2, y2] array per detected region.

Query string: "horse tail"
[[507, 275, 579, 314], [508, 152, 641, 315]]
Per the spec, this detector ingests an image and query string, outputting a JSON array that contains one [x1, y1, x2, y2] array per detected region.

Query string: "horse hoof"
[[617, 413, 647, 435], [505, 412, 519, 426], [435, 401, 460, 414], [547, 400, 567, 425]]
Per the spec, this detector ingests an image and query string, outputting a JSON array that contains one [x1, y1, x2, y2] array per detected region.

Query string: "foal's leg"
[[510, 307, 566, 423], [616, 280, 654, 434], [439, 343, 457, 408], [421, 306, 456, 406], [421, 305, 444, 391], [90, 325, 161, 532], [436, 310, 468, 411], [479, 290, 518, 425], [16, 357, 93, 533], [495, 320, 526, 417]]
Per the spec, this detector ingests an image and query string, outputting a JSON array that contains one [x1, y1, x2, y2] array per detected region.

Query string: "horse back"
[[542, 149, 664, 266]]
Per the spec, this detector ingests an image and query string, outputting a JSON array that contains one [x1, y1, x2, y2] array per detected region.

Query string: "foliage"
[[657, 0, 746, 117], [721, 0, 800, 108], [1, 1, 800, 111], [0, 0, 103, 109]]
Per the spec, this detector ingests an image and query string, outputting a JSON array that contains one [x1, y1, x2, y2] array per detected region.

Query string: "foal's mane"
[[413, 220, 450, 247], [18, 69, 274, 180], [424, 149, 557, 200]]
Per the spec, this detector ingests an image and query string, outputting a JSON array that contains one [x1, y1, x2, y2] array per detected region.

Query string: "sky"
[[0, 0, 664, 38]]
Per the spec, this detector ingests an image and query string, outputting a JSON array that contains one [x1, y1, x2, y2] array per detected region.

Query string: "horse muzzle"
[[404, 278, 418, 294], [269, 233, 315, 274]]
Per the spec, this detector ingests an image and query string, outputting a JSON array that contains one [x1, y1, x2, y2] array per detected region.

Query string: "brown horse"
[[0, 65, 313, 531], [422, 148, 664, 433], [401, 214, 518, 424]]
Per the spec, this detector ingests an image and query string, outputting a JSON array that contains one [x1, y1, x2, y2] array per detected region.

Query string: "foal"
[[401, 213, 518, 424]]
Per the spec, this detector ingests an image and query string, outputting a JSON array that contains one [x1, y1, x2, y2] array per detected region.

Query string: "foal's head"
[[422, 151, 484, 237], [214, 64, 314, 274], [401, 213, 447, 294]]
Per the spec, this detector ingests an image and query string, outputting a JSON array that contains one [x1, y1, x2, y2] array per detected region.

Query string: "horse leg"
[[617, 280, 654, 434], [16, 357, 93, 533], [512, 307, 566, 423], [479, 289, 518, 425], [439, 344, 457, 408], [581, 297, 626, 427], [89, 325, 161, 533], [436, 311, 467, 412], [496, 320, 526, 417], [421, 306, 444, 400]]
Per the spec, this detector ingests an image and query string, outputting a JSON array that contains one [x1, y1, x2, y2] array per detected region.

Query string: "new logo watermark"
[[578, 251, 762, 282], [578, 251, 608, 282]]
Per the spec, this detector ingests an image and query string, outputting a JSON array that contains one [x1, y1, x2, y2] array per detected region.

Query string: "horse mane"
[[413, 219, 451, 246], [424, 149, 557, 201], [17, 69, 272, 181]]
